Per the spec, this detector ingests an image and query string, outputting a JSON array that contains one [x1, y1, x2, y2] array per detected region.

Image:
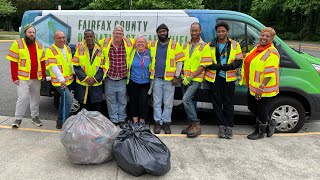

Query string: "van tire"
[[268, 96, 305, 133]]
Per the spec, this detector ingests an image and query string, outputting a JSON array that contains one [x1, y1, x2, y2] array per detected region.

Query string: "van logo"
[[31, 14, 71, 49]]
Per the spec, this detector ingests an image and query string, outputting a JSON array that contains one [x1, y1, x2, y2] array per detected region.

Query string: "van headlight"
[[312, 64, 320, 75]]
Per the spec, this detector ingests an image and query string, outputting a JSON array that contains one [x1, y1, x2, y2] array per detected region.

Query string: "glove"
[[207, 63, 222, 70], [182, 76, 193, 86]]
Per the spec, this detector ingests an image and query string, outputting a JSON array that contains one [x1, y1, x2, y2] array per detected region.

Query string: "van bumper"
[[309, 94, 320, 120]]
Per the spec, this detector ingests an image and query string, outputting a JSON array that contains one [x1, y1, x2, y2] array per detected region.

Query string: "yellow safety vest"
[[205, 39, 243, 83], [98, 37, 134, 75], [6, 38, 45, 80], [240, 44, 280, 97], [72, 41, 104, 86], [45, 44, 74, 87], [182, 42, 212, 82], [149, 39, 184, 81]]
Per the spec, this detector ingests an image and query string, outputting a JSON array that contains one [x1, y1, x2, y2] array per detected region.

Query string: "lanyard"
[[136, 51, 146, 68], [136, 51, 147, 79]]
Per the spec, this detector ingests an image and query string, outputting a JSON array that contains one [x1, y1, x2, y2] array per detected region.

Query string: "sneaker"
[[12, 119, 22, 128], [56, 119, 62, 129], [163, 123, 171, 134], [218, 125, 226, 138], [153, 123, 162, 134], [225, 126, 233, 139], [32, 116, 42, 127]]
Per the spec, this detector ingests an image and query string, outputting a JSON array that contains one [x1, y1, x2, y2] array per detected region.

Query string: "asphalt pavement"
[[1, 39, 320, 179], [1, 115, 320, 180]]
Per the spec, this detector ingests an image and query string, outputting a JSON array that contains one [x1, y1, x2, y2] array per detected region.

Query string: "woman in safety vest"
[[240, 27, 280, 140], [127, 35, 152, 125]]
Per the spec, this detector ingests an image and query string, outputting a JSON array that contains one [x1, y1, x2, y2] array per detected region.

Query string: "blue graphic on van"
[[31, 14, 71, 48]]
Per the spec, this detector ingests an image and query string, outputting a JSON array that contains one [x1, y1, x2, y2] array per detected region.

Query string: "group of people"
[[7, 21, 280, 140]]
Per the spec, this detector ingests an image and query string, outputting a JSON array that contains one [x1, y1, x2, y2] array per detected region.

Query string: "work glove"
[[182, 76, 193, 86]]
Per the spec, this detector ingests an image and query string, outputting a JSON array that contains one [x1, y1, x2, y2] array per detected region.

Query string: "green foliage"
[[85, 0, 204, 10], [0, 0, 16, 16]]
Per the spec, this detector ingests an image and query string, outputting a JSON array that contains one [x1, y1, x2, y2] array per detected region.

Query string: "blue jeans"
[[55, 86, 73, 123], [105, 78, 127, 123], [182, 81, 200, 122], [153, 78, 175, 125]]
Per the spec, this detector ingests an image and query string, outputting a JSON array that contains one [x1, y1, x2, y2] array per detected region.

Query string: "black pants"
[[127, 80, 150, 120], [247, 90, 273, 124], [80, 93, 101, 112], [208, 75, 235, 127]]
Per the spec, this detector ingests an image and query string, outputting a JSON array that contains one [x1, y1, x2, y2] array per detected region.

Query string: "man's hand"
[[60, 81, 67, 89], [172, 76, 179, 86], [87, 77, 95, 86], [13, 80, 19, 85], [182, 76, 192, 86], [255, 88, 263, 100], [207, 63, 222, 70]]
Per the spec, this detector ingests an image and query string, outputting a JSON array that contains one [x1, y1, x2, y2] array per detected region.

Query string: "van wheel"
[[53, 91, 81, 115], [269, 96, 305, 133]]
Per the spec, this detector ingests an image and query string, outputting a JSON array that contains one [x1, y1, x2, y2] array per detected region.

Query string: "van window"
[[218, 20, 260, 53]]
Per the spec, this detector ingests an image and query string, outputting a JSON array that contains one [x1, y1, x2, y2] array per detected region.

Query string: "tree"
[[85, 0, 204, 10], [250, 0, 320, 40], [0, 0, 16, 16]]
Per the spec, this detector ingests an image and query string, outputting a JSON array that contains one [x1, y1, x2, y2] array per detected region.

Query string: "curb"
[[0, 40, 15, 42]]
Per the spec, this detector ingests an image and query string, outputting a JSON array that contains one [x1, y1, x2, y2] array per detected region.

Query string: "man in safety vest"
[[149, 23, 184, 134], [7, 24, 46, 128], [181, 22, 212, 137], [72, 29, 104, 112], [205, 21, 244, 139], [99, 25, 134, 129], [45, 30, 74, 129]]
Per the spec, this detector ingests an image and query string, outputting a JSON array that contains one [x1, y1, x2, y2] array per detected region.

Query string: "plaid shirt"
[[107, 41, 127, 80]]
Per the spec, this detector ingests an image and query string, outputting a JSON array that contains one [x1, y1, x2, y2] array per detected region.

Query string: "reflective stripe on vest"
[[46, 58, 57, 66], [124, 38, 132, 47], [17, 39, 25, 49], [8, 50, 19, 59], [18, 70, 30, 77], [20, 59, 26, 67]]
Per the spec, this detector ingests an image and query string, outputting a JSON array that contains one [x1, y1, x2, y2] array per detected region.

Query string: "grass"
[[0, 31, 20, 35], [0, 36, 17, 40]]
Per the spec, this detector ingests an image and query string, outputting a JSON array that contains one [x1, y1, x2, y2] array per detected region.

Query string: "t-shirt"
[[130, 49, 151, 84], [218, 43, 228, 78], [154, 41, 168, 78]]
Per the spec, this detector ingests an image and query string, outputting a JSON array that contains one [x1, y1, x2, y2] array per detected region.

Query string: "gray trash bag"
[[60, 109, 118, 164]]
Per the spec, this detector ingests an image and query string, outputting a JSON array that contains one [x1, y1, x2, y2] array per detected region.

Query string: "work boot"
[[181, 122, 193, 134], [162, 123, 171, 134], [12, 119, 22, 128], [247, 121, 260, 139], [56, 119, 62, 129], [32, 116, 42, 127], [225, 126, 233, 139], [266, 120, 276, 137], [187, 122, 202, 138], [218, 125, 226, 138], [247, 123, 267, 140], [153, 123, 162, 134]]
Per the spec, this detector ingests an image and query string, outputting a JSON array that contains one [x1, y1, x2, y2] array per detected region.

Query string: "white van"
[[21, 10, 320, 133]]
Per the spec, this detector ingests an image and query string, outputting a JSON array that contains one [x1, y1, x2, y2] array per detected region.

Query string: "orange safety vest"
[[240, 44, 280, 97]]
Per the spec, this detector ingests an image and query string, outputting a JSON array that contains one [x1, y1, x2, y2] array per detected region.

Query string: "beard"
[[158, 34, 169, 42], [25, 36, 35, 44]]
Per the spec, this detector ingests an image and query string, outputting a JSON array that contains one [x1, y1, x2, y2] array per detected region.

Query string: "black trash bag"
[[113, 123, 171, 176], [60, 109, 118, 164]]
